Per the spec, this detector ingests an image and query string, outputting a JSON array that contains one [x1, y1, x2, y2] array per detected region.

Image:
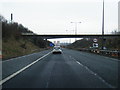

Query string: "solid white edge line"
[[0, 51, 52, 85]]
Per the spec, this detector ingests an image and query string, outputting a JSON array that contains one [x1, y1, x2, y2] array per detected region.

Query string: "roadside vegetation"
[[1, 15, 53, 60], [67, 34, 120, 50], [67, 31, 120, 59]]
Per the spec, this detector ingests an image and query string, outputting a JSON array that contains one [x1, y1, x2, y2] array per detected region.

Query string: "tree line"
[[1, 15, 52, 48]]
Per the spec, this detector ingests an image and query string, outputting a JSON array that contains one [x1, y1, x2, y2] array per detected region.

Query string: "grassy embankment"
[[1, 15, 52, 60], [2, 38, 48, 60]]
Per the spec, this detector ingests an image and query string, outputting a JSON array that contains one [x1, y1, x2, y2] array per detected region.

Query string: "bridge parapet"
[[21, 33, 120, 39]]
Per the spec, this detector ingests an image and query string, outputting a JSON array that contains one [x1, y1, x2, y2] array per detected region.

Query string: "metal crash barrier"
[[69, 48, 120, 59], [90, 49, 120, 58]]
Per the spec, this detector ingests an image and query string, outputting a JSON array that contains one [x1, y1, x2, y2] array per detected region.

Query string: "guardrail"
[[89, 49, 120, 58], [99, 50, 119, 57], [75, 48, 120, 59]]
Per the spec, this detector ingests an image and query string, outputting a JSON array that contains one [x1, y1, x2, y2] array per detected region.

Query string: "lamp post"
[[71, 22, 81, 41], [102, 0, 105, 50]]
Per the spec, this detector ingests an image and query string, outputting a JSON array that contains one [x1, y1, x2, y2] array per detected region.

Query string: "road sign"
[[93, 43, 98, 48], [93, 38, 97, 42], [50, 43, 54, 47]]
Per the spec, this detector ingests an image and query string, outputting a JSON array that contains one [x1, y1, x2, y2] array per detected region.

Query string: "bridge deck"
[[21, 34, 120, 39]]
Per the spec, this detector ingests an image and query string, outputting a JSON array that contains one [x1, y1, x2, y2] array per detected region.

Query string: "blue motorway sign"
[[50, 43, 54, 47]]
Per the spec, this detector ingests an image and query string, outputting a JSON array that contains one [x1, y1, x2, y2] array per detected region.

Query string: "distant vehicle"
[[52, 46, 62, 54]]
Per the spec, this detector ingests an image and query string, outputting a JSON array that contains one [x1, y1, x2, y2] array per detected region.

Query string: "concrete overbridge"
[[21, 33, 120, 39]]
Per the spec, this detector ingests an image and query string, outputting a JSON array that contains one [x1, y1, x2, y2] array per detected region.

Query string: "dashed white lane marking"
[[0, 51, 52, 85], [76, 61, 83, 66], [75, 60, 114, 88], [45, 70, 53, 88], [68, 55, 114, 88]]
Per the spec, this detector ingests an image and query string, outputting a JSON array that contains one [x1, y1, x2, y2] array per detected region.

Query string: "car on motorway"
[[52, 46, 62, 54]]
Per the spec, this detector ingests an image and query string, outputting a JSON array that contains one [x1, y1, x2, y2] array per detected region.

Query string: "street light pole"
[[102, 0, 105, 50], [71, 22, 81, 41], [102, 0, 104, 36]]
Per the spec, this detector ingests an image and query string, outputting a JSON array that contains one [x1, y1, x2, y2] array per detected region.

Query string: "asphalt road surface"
[[2, 48, 119, 88]]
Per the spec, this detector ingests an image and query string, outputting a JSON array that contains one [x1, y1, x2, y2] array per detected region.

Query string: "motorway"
[[2, 48, 119, 88]]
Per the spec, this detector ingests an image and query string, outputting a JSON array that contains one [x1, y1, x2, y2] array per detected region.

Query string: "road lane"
[[1, 51, 52, 85], [2, 49, 52, 80], [2, 48, 117, 88], [63, 48, 118, 87]]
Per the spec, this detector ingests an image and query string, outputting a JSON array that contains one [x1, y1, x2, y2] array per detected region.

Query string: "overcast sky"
[[0, 0, 119, 43]]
